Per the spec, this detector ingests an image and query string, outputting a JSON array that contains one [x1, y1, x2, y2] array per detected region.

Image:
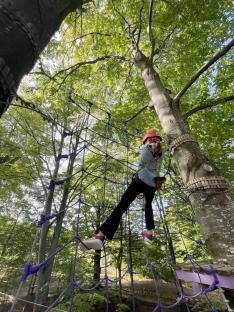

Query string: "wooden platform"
[[174, 262, 234, 289], [174, 262, 234, 310]]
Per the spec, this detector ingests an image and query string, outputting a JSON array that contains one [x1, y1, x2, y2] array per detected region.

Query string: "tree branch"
[[68, 32, 112, 44], [53, 56, 111, 78], [11, 96, 62, 126], [111, 0, 139, 44], [184, 95, 234, 118], [153, 26, 177, 57], [118, 63, 133, 104], [174, 38, 234, 104], [148, 0, 156, 60], [136, 0, 145, 48], [124, 103, 149, 122], [53, 55, 129, 87]]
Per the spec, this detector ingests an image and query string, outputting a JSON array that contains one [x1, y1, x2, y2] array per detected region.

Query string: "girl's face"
[[148, 137, 161, 144]]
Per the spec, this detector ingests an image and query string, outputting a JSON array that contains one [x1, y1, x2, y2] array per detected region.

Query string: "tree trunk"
[[35, 188, 69, 312], [35, 136, 79, 311], [0, 0, 83, 116], [132, 47, 234, 266], [93, 203, 102, 284], [34, 132, 65, 311], [37, 133, 65, 267], [117, 221, 123, 302], [93, 250, 101, 284]]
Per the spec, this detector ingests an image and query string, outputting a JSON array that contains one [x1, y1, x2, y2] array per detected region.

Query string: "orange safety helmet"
[[143, 129, 162, 144]]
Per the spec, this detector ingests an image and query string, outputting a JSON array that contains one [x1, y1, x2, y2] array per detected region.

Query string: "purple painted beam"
[[191, 282, 202, 295], [175, 270, 234, 289]]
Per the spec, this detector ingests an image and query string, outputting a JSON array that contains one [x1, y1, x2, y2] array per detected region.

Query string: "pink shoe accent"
[[143, 230, 153, 243], [94, 234, 105, 243]]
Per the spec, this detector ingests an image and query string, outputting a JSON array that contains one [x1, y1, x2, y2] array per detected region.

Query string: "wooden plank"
[[175, 270, 234, 289]]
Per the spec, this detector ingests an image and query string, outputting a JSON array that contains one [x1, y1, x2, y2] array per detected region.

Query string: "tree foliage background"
[[0, 0, 233, 310]]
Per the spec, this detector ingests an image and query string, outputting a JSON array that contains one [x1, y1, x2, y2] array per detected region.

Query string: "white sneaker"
[[80, 234, 105, 251]]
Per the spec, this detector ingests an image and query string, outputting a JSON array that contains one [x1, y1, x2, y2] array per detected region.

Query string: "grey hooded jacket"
[[137, 144, 163, 187]]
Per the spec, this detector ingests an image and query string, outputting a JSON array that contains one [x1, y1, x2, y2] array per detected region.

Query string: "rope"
[[101, 113, 111, 312], [123, 122, 136, 312], [169, 134, 197, 154], [68, 94, 140, 139], [9, 228, 40, 312], [166, 179, 222, 310], [5, 96, 227, 312], [37, 213, 57, 227], [185, 176, 229, 192], [68, 106, 91, 312], [0, 291, 67, 312]]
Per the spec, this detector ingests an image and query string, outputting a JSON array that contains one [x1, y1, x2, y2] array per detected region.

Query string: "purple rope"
[[48, 180, 56, 190], [71, 278, 105, 291], [48, 176, 69, 190], [203, 267, 219, 293], [63, 131, 74, 137], [55, 152, 74, 161], [155, 195, 192, 311], [68, 109, 91, 312], [171, 187, 219, 311], [68, 94, 139, 139], [75, 235, 101, 252], [123, 122, 136, 312], [19, 236, 77, 283], [98, 118, 111, 312], [103, 246, 109, 312], [155, 296, 183, 310], [104, 112, 111, 132], [194, 238, 203, 245], [163, 156, 172, 178], [37, 213, 57, 227], [176, 210, 196, 224], [19, 263, 41, 283], [44, 284, 70, 311], [140, 204, 161, 312], [155, 286, 190, 311], [184, 269, 220, 311], [145, 257, 161, 312], [186, 289, 204, 299]]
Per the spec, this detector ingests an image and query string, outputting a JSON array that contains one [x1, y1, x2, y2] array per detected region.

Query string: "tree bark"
[[35, 134, 80, 311], [37, 133, 65, 267], [33, 132, 65, 312], [132, 47, 234, 266], [117, 221, 123, 301], [0, 0, 83, 116]]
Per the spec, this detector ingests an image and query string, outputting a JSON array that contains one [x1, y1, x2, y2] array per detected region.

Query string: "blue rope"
[[37, 213, 57, 227], [48, 176, 70, 190], [104, 112, 111, 132]]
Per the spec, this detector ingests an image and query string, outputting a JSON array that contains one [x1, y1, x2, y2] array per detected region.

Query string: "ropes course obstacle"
[[2, 95, 234, 312]]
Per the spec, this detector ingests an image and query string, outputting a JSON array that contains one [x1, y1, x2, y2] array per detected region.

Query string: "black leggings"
[[99, 176, 156, 239]]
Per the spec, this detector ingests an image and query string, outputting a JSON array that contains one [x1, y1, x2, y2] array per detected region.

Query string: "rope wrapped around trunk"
[[169, 134, 197, 154], [185, 176, 229, 192]]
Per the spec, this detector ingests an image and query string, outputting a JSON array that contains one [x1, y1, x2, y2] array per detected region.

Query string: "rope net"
[[0, 95, 228, 312]]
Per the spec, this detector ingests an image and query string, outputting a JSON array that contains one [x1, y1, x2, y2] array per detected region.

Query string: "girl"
[[81, 129, 164, 250]]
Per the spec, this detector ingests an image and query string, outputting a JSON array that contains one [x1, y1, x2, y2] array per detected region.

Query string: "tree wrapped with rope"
[[0, 0, 87, 116]]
